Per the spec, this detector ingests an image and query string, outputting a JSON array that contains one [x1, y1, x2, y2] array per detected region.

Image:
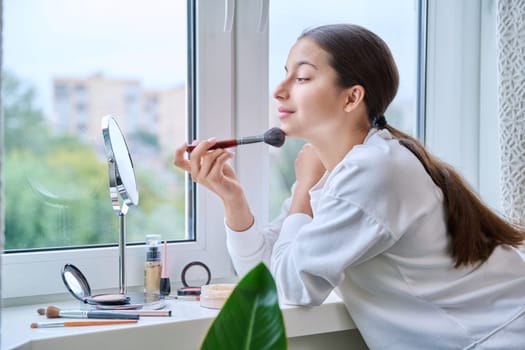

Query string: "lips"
[[277, 106, 294, 119]]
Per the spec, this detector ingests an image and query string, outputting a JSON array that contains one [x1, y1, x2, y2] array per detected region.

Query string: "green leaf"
[[201, 263, 287, 350]]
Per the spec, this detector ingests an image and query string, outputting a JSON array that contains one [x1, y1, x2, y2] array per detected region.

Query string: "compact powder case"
[[176, 261, 212, 296], [61, 264, 131, 305]]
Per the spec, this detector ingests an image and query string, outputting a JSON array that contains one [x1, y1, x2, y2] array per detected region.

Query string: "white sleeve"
[[225, 193, 293, 277], [271, 193, 397, 306]]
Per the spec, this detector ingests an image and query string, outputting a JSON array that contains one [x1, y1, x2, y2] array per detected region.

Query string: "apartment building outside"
[[52, 73, 185, 160]]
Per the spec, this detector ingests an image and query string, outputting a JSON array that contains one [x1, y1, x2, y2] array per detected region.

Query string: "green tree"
[[2, 71, 188, 249], [2, 70, 49, 153], [2, 71, 114, 249]]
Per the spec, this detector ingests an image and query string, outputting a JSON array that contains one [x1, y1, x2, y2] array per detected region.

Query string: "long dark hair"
[[301, 24, 524, 267]]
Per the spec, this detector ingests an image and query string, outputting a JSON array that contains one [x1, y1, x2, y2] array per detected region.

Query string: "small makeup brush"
[[39, 306, 171, 317], [160, 240, 171, 297], [43, 305, 139, 320], [31, 319, 138, 328], [186, 127, 286, 152]]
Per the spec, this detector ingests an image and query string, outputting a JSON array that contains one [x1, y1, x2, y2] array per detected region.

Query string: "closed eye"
[[296, 77, 310, 83]]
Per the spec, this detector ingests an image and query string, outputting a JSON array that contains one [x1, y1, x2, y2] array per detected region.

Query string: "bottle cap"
[[145, 234, 162, 261]]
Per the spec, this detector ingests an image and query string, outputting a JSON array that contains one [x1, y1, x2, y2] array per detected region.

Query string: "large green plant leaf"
[[201, 263, 287, 350]]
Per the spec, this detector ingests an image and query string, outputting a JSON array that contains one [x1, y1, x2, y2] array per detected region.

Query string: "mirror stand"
[[118, 203, 128, 294]]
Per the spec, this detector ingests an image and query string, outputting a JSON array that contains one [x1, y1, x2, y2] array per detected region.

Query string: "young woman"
[[174, 24, 525, 349]]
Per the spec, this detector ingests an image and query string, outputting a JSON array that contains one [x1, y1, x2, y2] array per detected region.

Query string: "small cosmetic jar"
[[199, 283, 236, 309]]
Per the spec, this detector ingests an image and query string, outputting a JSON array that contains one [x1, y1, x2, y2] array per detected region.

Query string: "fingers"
[[173, 138, 217, 172], [175, 138, 235, 185], [193, 148, 233, 183], [173, 142, 191, 171], [205, 150, 234, 181]]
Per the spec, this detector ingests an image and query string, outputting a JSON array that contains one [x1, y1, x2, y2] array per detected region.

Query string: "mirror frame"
[[101, 115, 139, 212]]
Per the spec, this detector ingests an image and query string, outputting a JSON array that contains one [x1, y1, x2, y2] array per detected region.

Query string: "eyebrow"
[[284, 60, 318, 72]]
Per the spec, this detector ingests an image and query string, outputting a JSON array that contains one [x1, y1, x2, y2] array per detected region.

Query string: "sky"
[[4, 0, 417, 117], [4, 0, 187, 116]]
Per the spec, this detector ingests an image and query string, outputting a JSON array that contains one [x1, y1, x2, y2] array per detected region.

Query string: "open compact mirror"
[[61, 264, 131, 305], [101, 115, 139, 295]]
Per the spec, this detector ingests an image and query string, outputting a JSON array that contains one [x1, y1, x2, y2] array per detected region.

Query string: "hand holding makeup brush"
[[173, 128, 285, 232], [185, 127, 286, 153]]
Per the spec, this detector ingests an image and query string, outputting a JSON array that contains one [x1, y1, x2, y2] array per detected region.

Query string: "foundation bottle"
[[144, 234, 162, 299]]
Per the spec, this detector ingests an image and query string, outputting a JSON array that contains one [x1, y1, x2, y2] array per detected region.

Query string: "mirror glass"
[[61, 263, 91, 302], [61, 264, 131, 305], [102, 115, 139, 211]]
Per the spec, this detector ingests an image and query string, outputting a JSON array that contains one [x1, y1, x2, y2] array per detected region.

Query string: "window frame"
[[2, 0, 265, 301], [425, 0, 500, 211]]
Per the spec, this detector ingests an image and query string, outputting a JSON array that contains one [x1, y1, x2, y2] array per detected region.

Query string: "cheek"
[[301, 91, 339, 118]]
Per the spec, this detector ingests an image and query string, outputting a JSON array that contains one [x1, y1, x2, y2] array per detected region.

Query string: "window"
[[2, 0, 235, 299], [268, 0, 420, 217], [3, 0, 188, 251]]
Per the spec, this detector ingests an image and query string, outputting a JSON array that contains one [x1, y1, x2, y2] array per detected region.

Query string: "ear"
[[343, 85, 365, 112]]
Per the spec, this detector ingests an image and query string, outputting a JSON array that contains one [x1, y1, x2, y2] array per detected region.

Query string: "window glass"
[[268, 0, 419, 217], [3, 0, 189, 250]]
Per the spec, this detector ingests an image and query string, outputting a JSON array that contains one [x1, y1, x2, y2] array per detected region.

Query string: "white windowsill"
[[2, 292, 356, 350]]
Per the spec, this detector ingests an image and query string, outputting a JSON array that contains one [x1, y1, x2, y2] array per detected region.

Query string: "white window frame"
[[425, 0, 500, 211], [1, 0, 270, 301]]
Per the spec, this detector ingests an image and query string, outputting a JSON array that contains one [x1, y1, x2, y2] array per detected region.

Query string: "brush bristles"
[[46, 305, 61, 318], [37, 308, 45, 315], [263, 127, 286, 147]]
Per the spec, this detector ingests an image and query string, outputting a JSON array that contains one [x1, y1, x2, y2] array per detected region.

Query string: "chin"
[[279, 124, 295, 137]]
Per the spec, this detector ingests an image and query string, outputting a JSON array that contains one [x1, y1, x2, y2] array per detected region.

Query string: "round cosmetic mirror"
[[61, 264, 130, 305], [101, 115, 139, 295], [101, 115, 139, 212]]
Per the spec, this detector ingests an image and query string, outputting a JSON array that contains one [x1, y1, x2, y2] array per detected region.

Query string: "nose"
[[273, 79, 289, 101]]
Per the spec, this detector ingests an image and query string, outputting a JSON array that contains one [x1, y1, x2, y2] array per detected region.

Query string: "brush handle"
[[58, 310, 139, 319], [31, 320, 138, 328], [88, 311, 139, 320], [186, 139, 239, 153], [185, 133, 268, 152], [64, 320, 138, 326], [95, 309, 172, 317]]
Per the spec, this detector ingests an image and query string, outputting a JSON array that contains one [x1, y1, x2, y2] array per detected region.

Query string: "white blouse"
[[226, 129, 525, 349]]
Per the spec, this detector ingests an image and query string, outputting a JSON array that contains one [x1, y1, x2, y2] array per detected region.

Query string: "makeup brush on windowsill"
[[38, 306, 172, 317], [31, 319, 138, 328], [185, 127, 286, 152], [42, 305, 140, 320]]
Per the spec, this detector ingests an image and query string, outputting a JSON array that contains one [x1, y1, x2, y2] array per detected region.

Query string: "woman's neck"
[[313, 127, 370, 171]]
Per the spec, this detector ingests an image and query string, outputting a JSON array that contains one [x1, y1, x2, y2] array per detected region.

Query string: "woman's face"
[[273, 37, 350, 140]]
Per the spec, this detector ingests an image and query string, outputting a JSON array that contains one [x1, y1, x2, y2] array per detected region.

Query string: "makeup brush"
[[31, 319, 138, 328], [186, 127, 286, 152], [96, 309, 172, 317], [39, 306, 171, 317], [160, 240, 171, 297], [44, 305, 140, 320]]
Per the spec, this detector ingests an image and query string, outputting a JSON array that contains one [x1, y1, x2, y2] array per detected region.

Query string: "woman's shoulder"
[[323, 131, 443, 237], [338, 131, 416, 178], [327, 130, 435, 202]]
